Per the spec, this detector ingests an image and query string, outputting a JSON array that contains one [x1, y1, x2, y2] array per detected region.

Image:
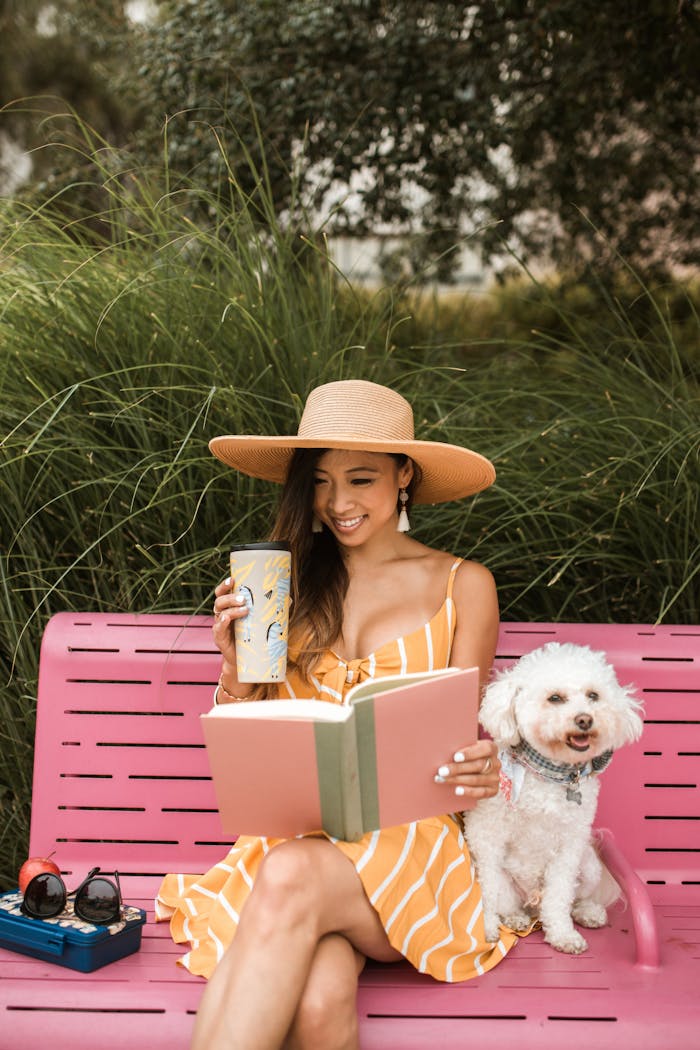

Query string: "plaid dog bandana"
[[504, 741, 614, 805]]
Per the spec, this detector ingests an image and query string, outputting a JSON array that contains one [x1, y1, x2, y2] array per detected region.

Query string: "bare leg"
[[190, 838, 401, 1050], [283, 934, 365, 1050]]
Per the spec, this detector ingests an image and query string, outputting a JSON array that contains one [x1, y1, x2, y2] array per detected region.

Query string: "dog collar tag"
[[566, 767, 584, 804]]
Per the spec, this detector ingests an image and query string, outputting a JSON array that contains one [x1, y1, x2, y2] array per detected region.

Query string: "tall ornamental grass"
[[0, 147, 698, 886]]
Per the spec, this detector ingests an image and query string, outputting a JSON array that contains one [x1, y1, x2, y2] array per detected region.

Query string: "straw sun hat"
[[209, 380, 495, 504]]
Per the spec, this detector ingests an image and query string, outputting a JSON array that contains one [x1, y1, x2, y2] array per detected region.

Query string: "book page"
[[208, 699, 351, 722], [346, 666, 463, 705]]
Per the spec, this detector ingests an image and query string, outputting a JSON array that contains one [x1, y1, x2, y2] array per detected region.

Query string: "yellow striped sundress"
[[155, 558, 521, 981]]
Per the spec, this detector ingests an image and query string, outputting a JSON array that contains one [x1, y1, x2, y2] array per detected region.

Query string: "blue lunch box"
[[0, 890, 146, 972]]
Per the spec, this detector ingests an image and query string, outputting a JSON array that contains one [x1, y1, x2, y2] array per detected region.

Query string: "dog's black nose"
[[575, 713, 593, 731]]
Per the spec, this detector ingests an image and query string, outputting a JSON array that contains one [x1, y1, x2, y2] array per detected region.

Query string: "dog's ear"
[[613, 685, 645, 746], [479, 670, 522, 746]]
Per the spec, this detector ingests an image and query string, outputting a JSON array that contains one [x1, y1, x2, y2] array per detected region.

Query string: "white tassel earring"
[[312, 514, 323, 534], [397, 489, 411, 533]]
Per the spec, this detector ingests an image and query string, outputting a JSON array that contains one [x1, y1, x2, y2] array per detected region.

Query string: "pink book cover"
[[201, 667, 480, 840], [200, 705, 335, 837], [366, 666, 480, 827]]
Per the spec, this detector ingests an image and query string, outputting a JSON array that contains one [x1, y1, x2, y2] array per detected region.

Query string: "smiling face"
[[312, 449, 413, 547]]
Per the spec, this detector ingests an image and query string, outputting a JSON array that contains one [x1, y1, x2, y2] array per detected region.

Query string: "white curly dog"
[[463, 642, 644, 954]]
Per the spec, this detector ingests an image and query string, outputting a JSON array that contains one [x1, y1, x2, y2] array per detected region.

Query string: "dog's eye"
[[587, 690, 599, 701], [547, 693, 565, 704]]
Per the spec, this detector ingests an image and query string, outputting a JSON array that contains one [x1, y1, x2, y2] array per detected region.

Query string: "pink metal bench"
[[1, 614, 698, 1049]]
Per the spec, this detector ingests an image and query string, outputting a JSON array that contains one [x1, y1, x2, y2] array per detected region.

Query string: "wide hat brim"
[[209, 436, 494, 504], [208, 379, 496, 504]]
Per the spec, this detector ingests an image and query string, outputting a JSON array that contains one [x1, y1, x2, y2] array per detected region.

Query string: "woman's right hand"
[[212, 577, 249, 667]]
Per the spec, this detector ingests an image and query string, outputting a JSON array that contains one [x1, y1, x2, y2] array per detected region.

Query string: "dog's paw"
[[502, 911, 533, 933], [483, 916, 502, 944], [546, 928, 589, 954], [572, 901, 607, 929], [484, 923, 501, 944]]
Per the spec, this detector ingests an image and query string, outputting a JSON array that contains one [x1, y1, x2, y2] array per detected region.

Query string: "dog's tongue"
[[567, 733, 591, 752]]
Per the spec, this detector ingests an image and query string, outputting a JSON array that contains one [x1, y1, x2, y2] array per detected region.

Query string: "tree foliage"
[[0, 0, 141, 188], [3, 1, 699, 279], [133, 0, 699, 278]]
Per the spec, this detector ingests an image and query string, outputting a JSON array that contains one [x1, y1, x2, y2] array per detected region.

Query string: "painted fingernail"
[[437, 765, 450, 778], [453, 751, 465, 763], [232, 592, 245, 604], [455, 786, 466, 796], [225, 576, 232, 585], [434, 774, 446, 784]]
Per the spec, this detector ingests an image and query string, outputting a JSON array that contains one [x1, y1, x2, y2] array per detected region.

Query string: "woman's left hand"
[[435, 739, 500, 801]]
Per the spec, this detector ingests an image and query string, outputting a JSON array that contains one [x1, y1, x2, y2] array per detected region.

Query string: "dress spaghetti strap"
[[445, 557, 463, 600]]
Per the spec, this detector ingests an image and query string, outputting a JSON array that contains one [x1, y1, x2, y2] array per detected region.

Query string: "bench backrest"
[[29, 614, 699, 897]]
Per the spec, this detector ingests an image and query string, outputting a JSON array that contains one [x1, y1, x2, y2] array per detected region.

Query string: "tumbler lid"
[[230, 542, 290, 552]]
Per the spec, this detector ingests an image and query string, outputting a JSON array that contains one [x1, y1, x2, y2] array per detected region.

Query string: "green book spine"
[[352, 695, 380, 834], [314, 715, 364, 841]]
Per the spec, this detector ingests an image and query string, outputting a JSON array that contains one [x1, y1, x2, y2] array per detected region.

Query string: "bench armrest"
[[595, 826, 660, 969]]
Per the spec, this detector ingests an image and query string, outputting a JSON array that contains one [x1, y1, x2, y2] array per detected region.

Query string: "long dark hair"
[[270, 447, 420, 683]]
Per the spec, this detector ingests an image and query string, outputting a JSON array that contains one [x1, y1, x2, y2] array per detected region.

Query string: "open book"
[[201, 666, 479, 842]]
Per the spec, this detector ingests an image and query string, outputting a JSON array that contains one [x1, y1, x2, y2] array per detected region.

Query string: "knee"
[[250, 842, 320, 931], [291, 973, 358, 1050]]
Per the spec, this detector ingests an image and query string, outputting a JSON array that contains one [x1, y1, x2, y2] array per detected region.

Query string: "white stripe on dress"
[[444, 896, 482, 980], [189, 883, 219, 902], [236, 856, 255, 889], [154, 898, 173, 920], [355, 830, 381, 873], [369, 823, 416, 905], [446, 597, 454, 648], [398, 636, 408, 674], [218, 892, 241, 927], [384, 823, 449, 932], [425, 623, 434, 671], [210, 926, 226, 964], [400, 852, 467, 955], [320, 683, 343, 701], [418, 885, 474, 972]]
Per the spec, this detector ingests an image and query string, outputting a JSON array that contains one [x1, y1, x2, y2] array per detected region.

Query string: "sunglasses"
[[21, 866, 123, 925]]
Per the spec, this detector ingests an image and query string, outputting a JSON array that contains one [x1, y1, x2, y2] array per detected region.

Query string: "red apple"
[[18, 851, 61, 894]]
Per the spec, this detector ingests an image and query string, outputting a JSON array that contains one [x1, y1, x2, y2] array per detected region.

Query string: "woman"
[[157, 379, 520, 1050]]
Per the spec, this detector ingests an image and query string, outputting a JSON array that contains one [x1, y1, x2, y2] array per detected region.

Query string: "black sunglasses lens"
[[23, 873, 66, 918], [75, 877, 120, 924]]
